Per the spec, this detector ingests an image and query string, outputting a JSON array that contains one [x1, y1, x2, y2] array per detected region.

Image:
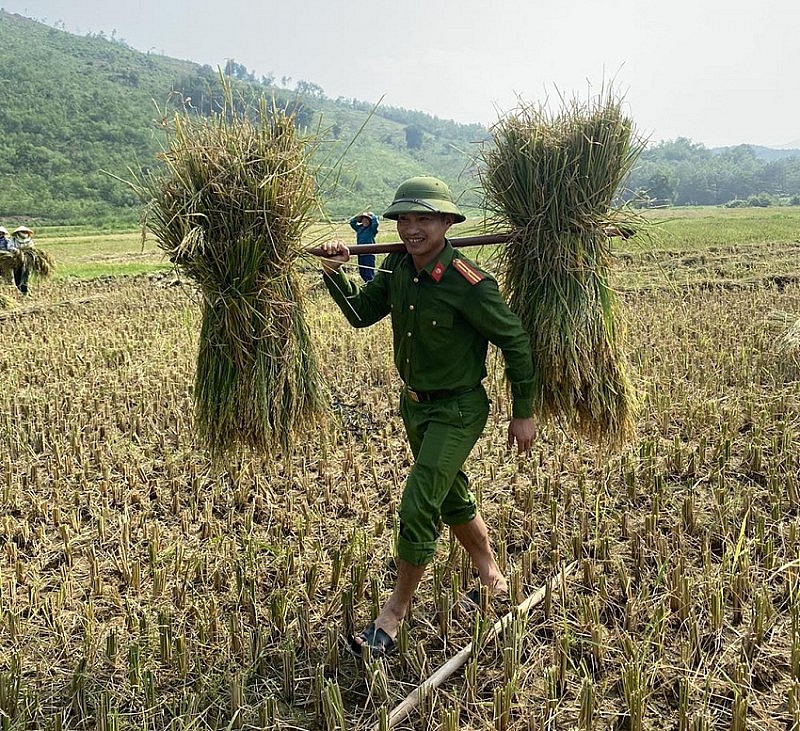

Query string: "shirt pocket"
[[418, 310, 453, 334]]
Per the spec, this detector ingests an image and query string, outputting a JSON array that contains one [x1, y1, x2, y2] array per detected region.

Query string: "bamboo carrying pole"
[[373, 561, 578, 731], [305, 233, 510, 258], [305, 227, 631, 258]]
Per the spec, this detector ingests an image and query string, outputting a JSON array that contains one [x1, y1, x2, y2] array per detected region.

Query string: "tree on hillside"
[[223, 59, 254, 81], [174, 68, 224, 115], [6, 10, 800, 223], [296, 80, 324, 99], [640, 171, 673, 206]]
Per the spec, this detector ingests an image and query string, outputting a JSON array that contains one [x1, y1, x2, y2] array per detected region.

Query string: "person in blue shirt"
[[349, 211, 379, 282], [9, 226, 34, 294], [0, 228, 10, 286]]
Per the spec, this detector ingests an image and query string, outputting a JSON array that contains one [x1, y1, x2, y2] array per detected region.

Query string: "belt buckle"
[[407, 388, 420, 403]]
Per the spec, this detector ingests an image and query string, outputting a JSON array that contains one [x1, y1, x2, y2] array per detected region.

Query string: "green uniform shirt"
[[323, 240, 535, 418]]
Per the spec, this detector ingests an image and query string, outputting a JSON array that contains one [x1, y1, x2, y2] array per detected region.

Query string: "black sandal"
[[348, 623, 396, 660], [457, 588, 482, 614]]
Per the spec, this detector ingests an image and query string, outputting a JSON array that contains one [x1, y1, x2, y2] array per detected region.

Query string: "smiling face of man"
[[396, 212, 454, 270]]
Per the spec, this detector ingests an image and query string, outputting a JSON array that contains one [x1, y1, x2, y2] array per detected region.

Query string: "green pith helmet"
[[383, 176, 465, 223]]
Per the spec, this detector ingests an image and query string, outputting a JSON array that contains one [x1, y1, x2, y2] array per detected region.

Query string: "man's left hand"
[[507, 417, 537, 453]]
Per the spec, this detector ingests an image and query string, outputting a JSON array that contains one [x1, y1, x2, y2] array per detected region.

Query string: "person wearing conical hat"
[[320, 176, 537, 659], [9, 226, 35, 294], [10, 226, 33, 247], [0, 227, 10, 252]]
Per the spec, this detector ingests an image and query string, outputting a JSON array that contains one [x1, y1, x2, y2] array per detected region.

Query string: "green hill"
[[0, 10, 487, 227]]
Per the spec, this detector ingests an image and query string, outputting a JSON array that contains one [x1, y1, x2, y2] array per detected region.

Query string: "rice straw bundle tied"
[[479, 92, 643, 448], [0, 248, 55, 281], [134, 91, 325, 460]]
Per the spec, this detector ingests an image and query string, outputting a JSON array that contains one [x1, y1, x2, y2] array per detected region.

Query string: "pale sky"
[[6, 0, 800, 148]]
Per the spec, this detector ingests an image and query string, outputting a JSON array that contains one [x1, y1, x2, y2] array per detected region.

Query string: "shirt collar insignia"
[[420, 240, 454, 283]]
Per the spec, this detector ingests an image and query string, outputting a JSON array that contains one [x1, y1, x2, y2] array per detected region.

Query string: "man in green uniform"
[[320, 176, 536, 659]]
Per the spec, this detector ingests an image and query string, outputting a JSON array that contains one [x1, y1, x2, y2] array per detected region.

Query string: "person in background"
[[349, 210, 379, 282], [9, 226, 34, 294], [321, 177, 536, 659], [0, 227, 11, 285]]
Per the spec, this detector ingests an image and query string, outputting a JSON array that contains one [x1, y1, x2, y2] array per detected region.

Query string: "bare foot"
[[479, 573, 508, 598]]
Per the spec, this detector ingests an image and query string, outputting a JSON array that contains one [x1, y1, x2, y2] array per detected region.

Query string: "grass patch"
[[628, 206, 800, 251], [55, 261, 171, 279]]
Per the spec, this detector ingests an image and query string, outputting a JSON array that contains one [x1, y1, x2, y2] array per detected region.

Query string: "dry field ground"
[[1, 211, 800, 730]]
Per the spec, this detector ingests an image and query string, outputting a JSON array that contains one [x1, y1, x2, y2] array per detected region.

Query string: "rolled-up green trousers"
[[396, 384, 490, 566]]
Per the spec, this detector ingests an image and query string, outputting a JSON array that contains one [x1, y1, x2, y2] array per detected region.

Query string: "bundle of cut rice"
[[0, 248, 55, 281], [134, 91, 326, 460], [478, 93, 643, 448], [768, 310, 800, 356], [0, 251, 15, 280], [782, 320, 800, 354], [17, 248, 55, 278]]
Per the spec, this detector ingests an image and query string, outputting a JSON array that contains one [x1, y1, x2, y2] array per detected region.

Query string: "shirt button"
[[432, 321, 437, 326], [409, 305, 414, 311], [413, 277, 419, 284], [406, 332, 412, 337]]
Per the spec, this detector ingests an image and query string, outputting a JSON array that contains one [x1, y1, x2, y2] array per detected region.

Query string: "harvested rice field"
[[1, 219, 800, 730]]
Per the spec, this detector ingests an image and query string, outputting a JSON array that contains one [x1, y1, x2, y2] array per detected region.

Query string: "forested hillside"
[[0, 11, 187, 223], [1, 10, 799, 227], [0, 11, 487, 226], [625, 138, 800, 207]]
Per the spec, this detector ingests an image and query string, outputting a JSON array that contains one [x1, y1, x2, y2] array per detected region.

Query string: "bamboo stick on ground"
[[375, 561, 578, 731]]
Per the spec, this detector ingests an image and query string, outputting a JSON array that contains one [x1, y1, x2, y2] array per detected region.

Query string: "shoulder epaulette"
[[452, 257, 486, 285]]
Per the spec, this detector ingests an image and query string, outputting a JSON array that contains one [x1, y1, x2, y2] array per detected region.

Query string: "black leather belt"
[[405, 385, 478, 403]]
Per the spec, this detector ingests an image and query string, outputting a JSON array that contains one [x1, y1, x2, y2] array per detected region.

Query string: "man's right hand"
[[320, 239, 351, 274]]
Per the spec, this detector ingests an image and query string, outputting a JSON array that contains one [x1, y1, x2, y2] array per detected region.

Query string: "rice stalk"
[[131, 83, 326, 460], [478, 91, 643, 448]]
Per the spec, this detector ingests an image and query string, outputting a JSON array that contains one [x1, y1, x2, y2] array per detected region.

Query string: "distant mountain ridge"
[[713, 145, 800, 162]]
